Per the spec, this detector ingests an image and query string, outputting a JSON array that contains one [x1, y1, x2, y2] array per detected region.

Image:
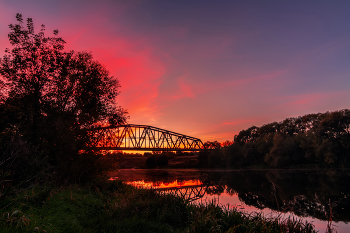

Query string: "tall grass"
[[186, 201, 315, 233], [0, 180, 316, 232]]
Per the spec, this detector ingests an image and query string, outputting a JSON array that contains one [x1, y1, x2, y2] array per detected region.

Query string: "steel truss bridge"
[[87, 124, 204, 151]]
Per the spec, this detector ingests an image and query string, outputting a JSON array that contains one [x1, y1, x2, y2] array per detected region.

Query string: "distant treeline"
[[199, 109, 350, 168]]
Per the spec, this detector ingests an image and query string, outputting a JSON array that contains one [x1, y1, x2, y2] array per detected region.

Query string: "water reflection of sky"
[[126, 180, 202, 189], [111, 169, 350, 233]]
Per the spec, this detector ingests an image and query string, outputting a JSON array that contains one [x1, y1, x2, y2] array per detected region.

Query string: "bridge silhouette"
[[87, 124, 204, 151]]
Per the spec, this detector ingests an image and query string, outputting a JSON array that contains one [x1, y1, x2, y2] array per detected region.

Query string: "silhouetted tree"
[[221, 140, 233, 147], [242, 142, 261, 166], [264, 133, 303, 167], [203, 141, 221, 149], [0, 14, 128, 184], [222, 143, 243, 168]]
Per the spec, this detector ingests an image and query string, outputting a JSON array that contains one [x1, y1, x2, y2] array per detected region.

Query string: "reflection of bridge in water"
[[87, 124, 204, 151], [155, 185, 208, 202], [125, 180, 213, 202]]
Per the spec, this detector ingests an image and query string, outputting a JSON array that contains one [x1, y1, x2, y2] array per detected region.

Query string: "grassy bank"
[[0, 180, 315, 233]]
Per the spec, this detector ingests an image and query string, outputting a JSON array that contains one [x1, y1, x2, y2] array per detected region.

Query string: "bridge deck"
[[89, 147, 202, 151]]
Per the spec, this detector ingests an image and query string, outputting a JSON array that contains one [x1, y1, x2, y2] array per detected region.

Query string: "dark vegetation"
[[143, 152, 198, 169], [0, 14, 128, 192], [144, 153, 169, 168], [199, 109, 350, 169], [105, 151, 199, 169]]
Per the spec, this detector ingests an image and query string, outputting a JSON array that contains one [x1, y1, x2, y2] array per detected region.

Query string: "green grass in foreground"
[[0, 180, 316, 233]]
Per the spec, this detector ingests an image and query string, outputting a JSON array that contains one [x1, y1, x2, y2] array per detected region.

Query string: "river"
[[109, 169, 350, 233]]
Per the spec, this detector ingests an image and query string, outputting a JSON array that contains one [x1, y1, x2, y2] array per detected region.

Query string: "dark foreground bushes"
[[0, 180, 316, 233]]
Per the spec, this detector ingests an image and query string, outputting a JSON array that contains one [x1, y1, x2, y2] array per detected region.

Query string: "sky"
[[0, 0, 349, 142]]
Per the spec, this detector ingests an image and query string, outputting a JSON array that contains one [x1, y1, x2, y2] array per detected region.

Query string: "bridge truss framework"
[[87, 124, 204, 151]]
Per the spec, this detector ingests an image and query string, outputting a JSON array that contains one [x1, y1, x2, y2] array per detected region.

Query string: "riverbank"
[[117, 153, 199, 169], [0, 180, 316, 232]]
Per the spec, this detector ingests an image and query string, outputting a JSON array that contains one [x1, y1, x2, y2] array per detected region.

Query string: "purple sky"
[[0, 0, 349, 142]]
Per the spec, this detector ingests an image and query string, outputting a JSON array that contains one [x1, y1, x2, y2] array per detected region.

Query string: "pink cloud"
[[232, 69, 287, 85], [171, 76, 195, 99], [101, 50, 166, 123]]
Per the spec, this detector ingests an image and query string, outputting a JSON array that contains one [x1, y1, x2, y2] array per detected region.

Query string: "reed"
[[186, 201, 315, 233]]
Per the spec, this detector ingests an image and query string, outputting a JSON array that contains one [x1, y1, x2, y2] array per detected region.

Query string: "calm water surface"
[[109, 169, 350, 233]]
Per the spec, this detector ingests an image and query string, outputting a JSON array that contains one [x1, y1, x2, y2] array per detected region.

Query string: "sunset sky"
[[0, 0, 349, 142]]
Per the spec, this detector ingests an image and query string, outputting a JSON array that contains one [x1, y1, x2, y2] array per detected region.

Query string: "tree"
[[222, 143, 243, 168], [234, 126, 259, 145], [0, 14, 128, 184], [264, 133, 303, 167], [203, 141, 221, 149]]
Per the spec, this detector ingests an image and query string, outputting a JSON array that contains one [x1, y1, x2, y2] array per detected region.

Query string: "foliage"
[[0, 137, 49, 196], [188, 202, 315, 233], [0, 14, 127, 187], [203, 141, 221, 149], [199, 109, 350, 169], [198, 141, 223, 168]]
